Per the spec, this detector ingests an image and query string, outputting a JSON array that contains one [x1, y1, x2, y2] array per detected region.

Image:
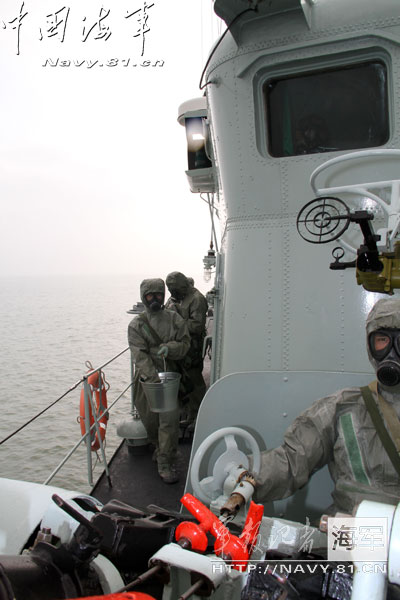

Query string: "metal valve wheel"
[[308, 149, 400, 253], [190, 427, 261, 505]]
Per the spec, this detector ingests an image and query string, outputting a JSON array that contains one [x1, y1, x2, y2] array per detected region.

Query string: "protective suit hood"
[[166, 272, 190, 299], [366, 298, 400, 335], [140, 278, 165, 311], [366, 297, 400, 391]]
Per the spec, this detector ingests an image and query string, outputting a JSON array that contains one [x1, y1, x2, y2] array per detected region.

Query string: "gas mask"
[[368, 328, 400, 387], [169, 288, 184, 302], [166, 272, 190, 303], [145, 292, 164, 312]]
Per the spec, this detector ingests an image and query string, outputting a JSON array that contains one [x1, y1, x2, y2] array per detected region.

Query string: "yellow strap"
[[369, 380, 400, 453]]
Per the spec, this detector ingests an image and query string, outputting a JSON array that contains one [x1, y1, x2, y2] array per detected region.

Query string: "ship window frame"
[[253, 48, 392, 159]]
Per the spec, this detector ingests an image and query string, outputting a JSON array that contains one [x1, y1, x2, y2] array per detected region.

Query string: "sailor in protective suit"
[[128, 278, 190, 484], [252, 297, 400, 513], [165, 271, 208, 428]]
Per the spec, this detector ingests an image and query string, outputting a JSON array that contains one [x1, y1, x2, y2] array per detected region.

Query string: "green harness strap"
[[340, 412, 370, 485], [360, 385, 400, 478]]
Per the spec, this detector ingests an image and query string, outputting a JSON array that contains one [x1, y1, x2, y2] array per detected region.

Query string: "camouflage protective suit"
[[253, 297, 400, 514], [128, 279, 190, 475], [165, 272, 208, 423]]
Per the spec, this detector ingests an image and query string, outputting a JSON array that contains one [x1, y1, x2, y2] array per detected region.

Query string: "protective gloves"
[[157, 345, 169, 358]]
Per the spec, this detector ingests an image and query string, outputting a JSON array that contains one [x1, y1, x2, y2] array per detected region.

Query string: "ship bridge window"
[[265, 61, 389, 157]]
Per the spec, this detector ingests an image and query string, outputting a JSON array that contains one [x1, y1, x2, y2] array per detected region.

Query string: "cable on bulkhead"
[[200, 192, 219, 253], [199, 5, 258, 90]]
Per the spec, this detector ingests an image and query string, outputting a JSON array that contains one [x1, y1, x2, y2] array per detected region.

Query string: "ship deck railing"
[[0, 347, 134, 488], [43, 346, 133, 487]]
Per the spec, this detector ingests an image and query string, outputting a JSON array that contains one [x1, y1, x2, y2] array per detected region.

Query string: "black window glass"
[[265, 61, 389, 157]]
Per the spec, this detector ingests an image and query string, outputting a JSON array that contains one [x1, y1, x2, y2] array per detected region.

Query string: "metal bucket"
[[142, 372, 181, 413]]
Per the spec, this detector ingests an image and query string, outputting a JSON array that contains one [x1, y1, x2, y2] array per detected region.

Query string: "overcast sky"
[[0, 0, 221, 289]]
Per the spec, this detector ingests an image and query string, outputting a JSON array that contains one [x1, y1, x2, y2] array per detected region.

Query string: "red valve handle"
[[68, 594, 156, 600], [175, 521, 208, 552], [240, 500, 264, 555], [176, 493, 263, 571]]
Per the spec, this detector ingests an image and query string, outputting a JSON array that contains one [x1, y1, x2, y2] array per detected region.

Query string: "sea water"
[[0, 274, 143, 493]]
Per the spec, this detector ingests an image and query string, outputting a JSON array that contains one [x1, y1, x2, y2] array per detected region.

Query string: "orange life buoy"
[[79, 369, 108, 452]]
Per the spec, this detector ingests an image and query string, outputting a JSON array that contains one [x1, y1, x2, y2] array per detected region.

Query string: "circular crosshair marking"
[[296, 197, 350, 244]]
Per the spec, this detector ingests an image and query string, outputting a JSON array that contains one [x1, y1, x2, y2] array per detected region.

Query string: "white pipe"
[[310, 149, 400, 195], [351, 500, 396, 600], [352, 561, 387, 600], [388, 503, 400, 585]]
